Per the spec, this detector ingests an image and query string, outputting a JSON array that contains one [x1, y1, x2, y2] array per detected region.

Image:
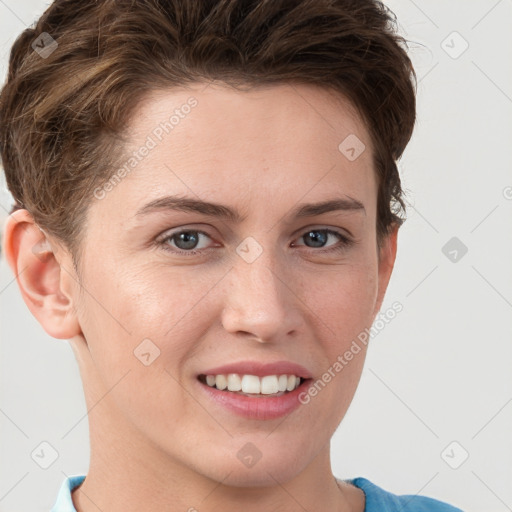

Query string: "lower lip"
[[197, 379, 311, 420]]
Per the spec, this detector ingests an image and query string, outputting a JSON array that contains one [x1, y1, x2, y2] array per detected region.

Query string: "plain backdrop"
[[0, 1, 511, 511]]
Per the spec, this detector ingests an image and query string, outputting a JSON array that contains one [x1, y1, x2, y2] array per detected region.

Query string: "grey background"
[[1, 1, 511, 511]]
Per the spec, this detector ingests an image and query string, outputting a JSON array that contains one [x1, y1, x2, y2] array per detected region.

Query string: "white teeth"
[[215, 374, 227, 390], [261, 375, 279, 394], [241, 374, 260, 394], [278, 374, 288, 392], [203, 373, 303, 394], [227, 373, 242, 392], [286, 375, 296, 391]]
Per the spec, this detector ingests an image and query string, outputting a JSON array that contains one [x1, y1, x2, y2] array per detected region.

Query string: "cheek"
[[79, 262, 218, 374], [75, 265, 214, 431], [295, 265, 378, 432], [308, 260, 379, 342]]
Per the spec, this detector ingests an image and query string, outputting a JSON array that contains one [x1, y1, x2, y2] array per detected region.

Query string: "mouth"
[[197, 373, 307, 398], [195, 361, 313, 420]]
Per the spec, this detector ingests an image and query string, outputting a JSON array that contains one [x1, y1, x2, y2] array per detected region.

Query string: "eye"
[[292, 228, 353, 253], [156, 227, 353, 256], [157, 229, 215, 255]]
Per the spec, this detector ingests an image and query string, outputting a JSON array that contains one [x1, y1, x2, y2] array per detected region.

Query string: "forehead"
[[93, 82, 376, 223], [130, 81, 370, 155]]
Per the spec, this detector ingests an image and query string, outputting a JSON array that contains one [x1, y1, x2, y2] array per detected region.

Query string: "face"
[[29, 82, 396, 486]]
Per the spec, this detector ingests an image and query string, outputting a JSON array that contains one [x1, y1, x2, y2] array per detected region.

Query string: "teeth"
[[215, 375, 227, 390], [241, 374, 260, 394], [203, 373, 303, 394], [261, 375, 279, 394], [278, 374, 288, 392], [227, 373, 242, 392]]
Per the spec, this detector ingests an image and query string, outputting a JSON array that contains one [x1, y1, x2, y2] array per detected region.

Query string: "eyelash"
[[156, 228, 354, 257]]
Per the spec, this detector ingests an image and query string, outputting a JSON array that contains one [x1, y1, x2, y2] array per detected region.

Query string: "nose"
[[221, 250, 304, 344]]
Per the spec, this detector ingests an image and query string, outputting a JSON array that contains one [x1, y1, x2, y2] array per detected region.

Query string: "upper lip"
[[199, 360, 313, 379]]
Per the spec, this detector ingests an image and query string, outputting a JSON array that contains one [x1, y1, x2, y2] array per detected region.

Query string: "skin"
[[3, 82, 398, 512]]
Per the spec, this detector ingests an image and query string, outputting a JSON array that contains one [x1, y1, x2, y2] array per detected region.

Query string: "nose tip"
[[221, 260, 303, 343]]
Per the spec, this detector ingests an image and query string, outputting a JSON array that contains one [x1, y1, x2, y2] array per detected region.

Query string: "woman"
[[1, 0, 464, 510]]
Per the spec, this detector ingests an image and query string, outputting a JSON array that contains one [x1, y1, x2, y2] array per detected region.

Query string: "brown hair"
[[0, 0, 416, 271]]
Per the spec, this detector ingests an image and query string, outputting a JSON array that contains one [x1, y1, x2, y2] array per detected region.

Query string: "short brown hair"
[[0, 0, 416, 270]]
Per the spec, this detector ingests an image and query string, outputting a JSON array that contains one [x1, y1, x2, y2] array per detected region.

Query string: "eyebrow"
[[135, 195, 365, 222]]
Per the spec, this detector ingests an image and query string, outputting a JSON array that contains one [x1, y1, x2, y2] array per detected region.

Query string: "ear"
[[2, 209, 82, 340], [373, 223, 399, 317]]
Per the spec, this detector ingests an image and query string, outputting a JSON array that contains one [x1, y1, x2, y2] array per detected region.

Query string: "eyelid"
[[156, 224, 355, 256], [156, 227, 216, 248], [157, 224, 351, 243], [292, 223, 354, 240], [291, 228, 351, 250]]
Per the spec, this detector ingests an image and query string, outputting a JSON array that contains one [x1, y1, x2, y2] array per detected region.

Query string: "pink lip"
[[199, 360, 313, 379], [197, 378, 311, 420]]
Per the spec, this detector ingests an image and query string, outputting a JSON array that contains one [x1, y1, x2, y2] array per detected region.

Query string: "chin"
[[206, 461, 307, 488], [188, 438, 315, 487]]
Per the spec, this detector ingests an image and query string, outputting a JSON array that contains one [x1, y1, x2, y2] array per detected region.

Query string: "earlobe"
[[2, 209, 82, 340]]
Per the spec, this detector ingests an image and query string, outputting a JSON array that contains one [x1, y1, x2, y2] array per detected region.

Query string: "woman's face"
[[68, 82, 396, 485]]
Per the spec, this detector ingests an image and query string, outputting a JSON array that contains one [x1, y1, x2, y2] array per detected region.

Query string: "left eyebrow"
[[292, 197, 366, 218], [134, 195, 366, 222]]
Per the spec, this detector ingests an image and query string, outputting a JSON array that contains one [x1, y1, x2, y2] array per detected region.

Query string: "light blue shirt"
[[51, 474, 464, 511]]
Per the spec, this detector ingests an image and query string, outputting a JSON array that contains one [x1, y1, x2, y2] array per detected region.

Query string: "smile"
[[197, 367, 312, 420], [198, 373, 303, 396]]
